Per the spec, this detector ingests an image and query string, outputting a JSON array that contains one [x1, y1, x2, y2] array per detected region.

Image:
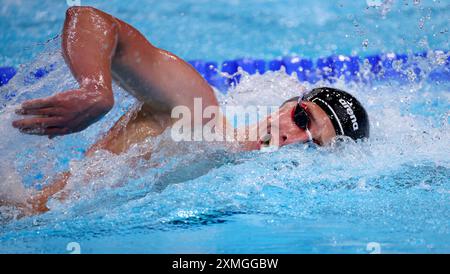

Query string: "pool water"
[[0, 0, 449, 254]]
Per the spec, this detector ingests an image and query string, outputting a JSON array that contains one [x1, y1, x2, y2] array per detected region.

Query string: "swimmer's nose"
[[280, 134, 288, 146]]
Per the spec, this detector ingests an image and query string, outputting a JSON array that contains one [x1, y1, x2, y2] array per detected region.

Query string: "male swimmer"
[[7, 7, 369, 215]]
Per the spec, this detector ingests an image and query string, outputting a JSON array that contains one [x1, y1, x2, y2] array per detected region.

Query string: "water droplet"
[[362, 39, 369, 48], [418, 18, 425, 29]]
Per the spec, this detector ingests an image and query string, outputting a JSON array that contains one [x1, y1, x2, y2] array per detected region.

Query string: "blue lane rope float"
[[0, 66, 16, 86], [1, 51, 449, 97]]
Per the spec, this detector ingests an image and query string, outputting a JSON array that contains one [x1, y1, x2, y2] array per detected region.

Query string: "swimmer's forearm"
[[12, 7, 121, 137], [27, 172, 71, 214], [11, 7, 123, 137], [62, 7, 116, 107], [40, 172, 71, 200]]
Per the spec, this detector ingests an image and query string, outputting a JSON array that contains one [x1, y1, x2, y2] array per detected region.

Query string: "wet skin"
[[9, 7, 336, 215]]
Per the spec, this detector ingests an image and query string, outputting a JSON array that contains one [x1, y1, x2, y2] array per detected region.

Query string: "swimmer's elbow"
[[64, 6, 118, 38]]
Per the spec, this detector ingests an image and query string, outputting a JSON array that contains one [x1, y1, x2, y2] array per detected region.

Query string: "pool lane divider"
[[1, 51, 449, 97]]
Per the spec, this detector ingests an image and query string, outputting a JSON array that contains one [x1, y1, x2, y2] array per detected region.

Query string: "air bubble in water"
[[362, 39, 369, 48], [419, 18, 425, 29]]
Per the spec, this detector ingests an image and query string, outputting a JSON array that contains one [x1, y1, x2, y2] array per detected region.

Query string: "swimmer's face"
[[257, 100, 336, 149]]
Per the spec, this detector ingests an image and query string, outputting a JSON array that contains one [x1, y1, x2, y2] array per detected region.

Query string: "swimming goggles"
[[291, 97, 314, 143]]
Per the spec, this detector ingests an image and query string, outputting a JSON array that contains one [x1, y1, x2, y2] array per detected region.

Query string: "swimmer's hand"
[[12, 87, 113, 138]]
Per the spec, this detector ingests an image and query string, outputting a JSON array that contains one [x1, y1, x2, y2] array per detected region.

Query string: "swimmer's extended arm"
[[13, 6, 219, 137]]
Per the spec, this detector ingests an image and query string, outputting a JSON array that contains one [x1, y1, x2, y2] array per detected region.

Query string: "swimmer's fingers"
[[15, 107, 63, 117], [12, 117, 65, 130], [20, 97, 56, 110], [19, 127, 70, 138], [45, 127, 71, 139]]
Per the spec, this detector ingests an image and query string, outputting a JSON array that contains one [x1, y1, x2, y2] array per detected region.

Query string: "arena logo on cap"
[[338, 99, 359, 131]]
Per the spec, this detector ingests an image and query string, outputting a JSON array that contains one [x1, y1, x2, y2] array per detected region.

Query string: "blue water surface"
[[0, 0, 449, 254]]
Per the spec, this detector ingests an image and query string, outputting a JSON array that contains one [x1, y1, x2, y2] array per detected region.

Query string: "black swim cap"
[[303, 87, 370, 141]]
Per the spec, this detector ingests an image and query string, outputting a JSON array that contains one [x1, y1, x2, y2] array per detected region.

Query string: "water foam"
[[0, 41, 448, 253]]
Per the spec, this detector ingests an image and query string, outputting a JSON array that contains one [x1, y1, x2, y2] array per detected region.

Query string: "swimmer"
[[8, 7, 369, 215]]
